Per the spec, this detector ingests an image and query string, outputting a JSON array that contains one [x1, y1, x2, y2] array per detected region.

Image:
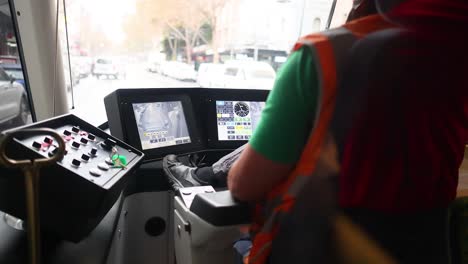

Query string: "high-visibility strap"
[[249, 30, 345, 264], [248, 15, 396, 264]]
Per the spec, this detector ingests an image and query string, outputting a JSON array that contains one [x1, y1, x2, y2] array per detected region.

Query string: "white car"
[[91, 58, 119, 79], [222, 61, 276, 90], [197, 63, 225, 88], [162, 61, 197, 81], [0, 67, 29, 126], [147, 60, 164, 74]]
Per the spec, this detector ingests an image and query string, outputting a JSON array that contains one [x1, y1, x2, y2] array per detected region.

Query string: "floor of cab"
[[457, 146, 468, 197]]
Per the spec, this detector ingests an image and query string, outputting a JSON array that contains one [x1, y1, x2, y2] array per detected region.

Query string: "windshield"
[[60, 0, 352, 125], [4, 69, 24, 80]]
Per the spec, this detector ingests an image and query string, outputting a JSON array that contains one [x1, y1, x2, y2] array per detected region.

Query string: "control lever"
[[0, 128, 66, 264]]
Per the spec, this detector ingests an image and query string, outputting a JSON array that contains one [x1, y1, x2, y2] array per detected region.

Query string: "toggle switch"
[[71, 159, 81, 167], [48, 147, 67, 157], [71, 141, 80, 149], [102, 138, 117, 150], [90, 147, 98, 156], [87, 134, 96, 141], [32, 141, 42, 149], [81, 154, 90, 161]]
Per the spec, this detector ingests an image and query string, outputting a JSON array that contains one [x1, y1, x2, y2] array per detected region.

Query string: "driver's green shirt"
[[249, 47, 318, 164]]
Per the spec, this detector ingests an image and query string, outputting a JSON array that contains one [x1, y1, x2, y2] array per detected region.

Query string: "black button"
[[32, 141, 41, 149], [71, 159, 81, 167], [50, 147, 68, 156], [80, 138, 88, 144], [44, 137, 53, 144], [102, 138, 117, 150], [63, 130, 72, 136], [71, 141, 80, 149], [81, 154, 90, 161], [90, 148, 98, 156], [87, 134, 96, 141], [71, 126, 80, 133], [104, 138, 116, 146]]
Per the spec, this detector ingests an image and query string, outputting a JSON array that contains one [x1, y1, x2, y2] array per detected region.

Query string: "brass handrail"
[[0, 128, 66, 264]]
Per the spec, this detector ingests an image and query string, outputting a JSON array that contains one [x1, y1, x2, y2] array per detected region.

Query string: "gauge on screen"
[[234, 102, 250, 117]]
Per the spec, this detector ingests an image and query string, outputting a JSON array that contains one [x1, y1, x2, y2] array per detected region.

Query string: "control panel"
[[104, 88, 269, 160], [22, 124, 140, 186], [0, 114, 144, 242]]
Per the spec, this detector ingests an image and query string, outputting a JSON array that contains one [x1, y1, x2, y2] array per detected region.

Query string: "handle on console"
[[0, 128, 66, 167], [0, 128, 66, 264]]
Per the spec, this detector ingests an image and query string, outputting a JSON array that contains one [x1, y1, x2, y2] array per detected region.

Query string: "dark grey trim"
[[8, 0, 36, 122]]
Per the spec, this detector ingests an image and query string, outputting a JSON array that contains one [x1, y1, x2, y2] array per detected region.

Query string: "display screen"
[[216, 100, 266, 141], [133, 101, 191, 150]]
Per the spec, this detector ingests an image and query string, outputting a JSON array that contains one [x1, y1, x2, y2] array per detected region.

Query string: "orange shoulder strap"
[[248, 15, 397, 264]]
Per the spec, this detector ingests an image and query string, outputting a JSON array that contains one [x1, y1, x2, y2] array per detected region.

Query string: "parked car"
[[91, 58, 119, 79], [74, 56, 92, 79], [147, 60, 164, 74], [0, 55, 19, 64], [1, 64, 25, 87], [64, 65, 81, 91], [197, 63, 225, 88], [162, 61, 196, 81], [222, 61, 276, 90], [0, 67, 29, 126]]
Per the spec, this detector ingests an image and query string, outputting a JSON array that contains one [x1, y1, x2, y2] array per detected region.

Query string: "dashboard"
[[105, 88, 269, 161]]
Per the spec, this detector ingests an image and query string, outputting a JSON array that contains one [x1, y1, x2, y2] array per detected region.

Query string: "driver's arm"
[[228, 47, 319, 201]]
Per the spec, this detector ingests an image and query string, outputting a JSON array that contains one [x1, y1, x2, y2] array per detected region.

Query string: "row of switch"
[[32, 129, 116, 151], [29, 128, 121, 179], [32, 132, 95, 150], [63, 129, 95, 141], [70, 148, 101, 166]]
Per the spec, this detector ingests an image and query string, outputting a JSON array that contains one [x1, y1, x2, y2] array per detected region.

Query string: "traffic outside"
[[60, 0, 352, 125], [0, 2, 32, 132]]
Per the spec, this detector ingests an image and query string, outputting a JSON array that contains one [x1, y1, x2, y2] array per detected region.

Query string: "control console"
[[0, 114, 144, 242]]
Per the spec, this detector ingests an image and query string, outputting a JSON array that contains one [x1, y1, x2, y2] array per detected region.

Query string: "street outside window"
[[59, 0, 352, 125], [0, 1, 33, 132]]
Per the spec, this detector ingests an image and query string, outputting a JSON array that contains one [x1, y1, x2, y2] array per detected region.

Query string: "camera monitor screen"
[[216, 100, 266, 141], [133, 101, 191, 150]]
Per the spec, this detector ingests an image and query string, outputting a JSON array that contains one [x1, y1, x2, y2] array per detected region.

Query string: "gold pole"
[[23, 168, 41, 264], [0, 128, 66, 264]]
